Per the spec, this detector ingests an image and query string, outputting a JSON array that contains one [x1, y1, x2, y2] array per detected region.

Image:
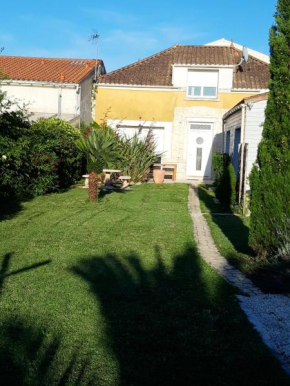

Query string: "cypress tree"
[[249, 0, 290, 258]]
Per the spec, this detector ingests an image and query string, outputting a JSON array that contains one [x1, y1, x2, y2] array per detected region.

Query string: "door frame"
[[185, 118, 215, 179]]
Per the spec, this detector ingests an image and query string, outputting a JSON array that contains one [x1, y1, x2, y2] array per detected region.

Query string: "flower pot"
[[153, 169, 165, 184]]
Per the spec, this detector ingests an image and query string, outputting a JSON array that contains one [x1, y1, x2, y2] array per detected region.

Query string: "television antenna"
[[88, 32, 100, 81], [0, 47, 4, 54]]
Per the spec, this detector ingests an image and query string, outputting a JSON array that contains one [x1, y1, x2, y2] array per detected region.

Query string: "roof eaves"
[[97, 82, 176, 89], [223, 103, 244, 119]]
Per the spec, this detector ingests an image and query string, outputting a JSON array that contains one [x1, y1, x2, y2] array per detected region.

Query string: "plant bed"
[[198, 185, 290, 294]]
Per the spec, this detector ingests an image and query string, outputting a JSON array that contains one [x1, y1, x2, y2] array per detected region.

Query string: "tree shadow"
[[0, 252, 51, 297], [98, 187, 131, 202], [211, 215, 255, 256], [0, 317, 96, 386], [71, 245, 289, 386], [0, 199, 24, 222], [0, 254, 98, 386]]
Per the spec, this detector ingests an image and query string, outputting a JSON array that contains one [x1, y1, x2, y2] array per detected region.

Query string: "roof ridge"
[[0, 55, 99, 62], [100, 45, 179, 78], [229, 46, 269, 66]]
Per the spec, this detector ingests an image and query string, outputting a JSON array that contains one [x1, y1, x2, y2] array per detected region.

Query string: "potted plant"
[[153, 166, 165, 184]]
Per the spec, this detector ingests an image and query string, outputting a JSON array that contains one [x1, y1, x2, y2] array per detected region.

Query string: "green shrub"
[[30, 118, 83, 188], [214, 154, 236, 209], [212, 153, 226, 184], [216, 163, 236, 209], [0, 110, 83, 199]]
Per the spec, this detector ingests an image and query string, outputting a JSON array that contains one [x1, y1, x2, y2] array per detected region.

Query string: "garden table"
[[103, 169, 121, 185]]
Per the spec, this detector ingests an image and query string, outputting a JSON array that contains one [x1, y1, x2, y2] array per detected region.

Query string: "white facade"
[[0, 74, 94, 125], [223, 98, 267, 190]]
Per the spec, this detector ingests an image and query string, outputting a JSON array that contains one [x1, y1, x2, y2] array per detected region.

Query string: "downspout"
[[238, 104, 246, 205], [58, 87, 62, 117]]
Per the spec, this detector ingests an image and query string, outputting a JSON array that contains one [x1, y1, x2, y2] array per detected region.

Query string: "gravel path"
[[188, 184, 290, 376]]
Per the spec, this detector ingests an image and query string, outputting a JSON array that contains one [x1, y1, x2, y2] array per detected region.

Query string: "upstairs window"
[[187, 70, 218, 99]]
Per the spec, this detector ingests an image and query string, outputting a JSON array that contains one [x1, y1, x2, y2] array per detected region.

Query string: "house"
[[0, 56, 106, 125], [223, 92, 268, 204], [95, 40, 269, 180]]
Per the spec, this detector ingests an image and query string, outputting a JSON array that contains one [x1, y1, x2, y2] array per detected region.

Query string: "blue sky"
[[1, 0, 277, 72]]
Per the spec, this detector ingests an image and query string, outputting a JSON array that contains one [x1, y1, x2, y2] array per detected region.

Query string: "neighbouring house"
[[0, 56, 106, 125], [95, 39, 270, 180], [223, 92, 269, 204]]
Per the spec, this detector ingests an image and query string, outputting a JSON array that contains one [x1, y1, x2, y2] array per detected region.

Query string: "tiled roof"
[[99, 45, 270, 90], [0, 56, 103, 83]]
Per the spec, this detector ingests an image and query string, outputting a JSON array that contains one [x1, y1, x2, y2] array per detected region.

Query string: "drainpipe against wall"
[[238, 104, 246, 205], [58, 87, 62, 117]]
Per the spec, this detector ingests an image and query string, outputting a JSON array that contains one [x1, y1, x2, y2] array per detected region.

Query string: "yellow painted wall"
[[95, 88, 256, 123]]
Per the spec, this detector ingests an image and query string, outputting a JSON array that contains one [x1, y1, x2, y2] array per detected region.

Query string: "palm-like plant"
[[76, 125, 123, 173], [120, 132, 162, 183]]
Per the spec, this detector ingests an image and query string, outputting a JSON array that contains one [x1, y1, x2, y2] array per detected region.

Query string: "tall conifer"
[[250, 0, 290, 258]]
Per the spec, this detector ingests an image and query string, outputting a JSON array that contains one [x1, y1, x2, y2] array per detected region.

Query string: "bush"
[[30, 118, 83, 189], [212, 153, 229, 185], [0, 112, 83, 199], [214, 154, 236, 209]]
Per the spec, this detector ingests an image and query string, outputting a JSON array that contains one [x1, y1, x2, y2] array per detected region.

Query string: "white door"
[[186, 123, 213, 178]]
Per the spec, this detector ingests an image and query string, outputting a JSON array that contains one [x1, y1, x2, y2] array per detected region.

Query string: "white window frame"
[[186, 70, 219, 100]]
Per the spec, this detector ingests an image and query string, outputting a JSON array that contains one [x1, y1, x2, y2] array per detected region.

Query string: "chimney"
[[41, 59, 45, 65], [60, 73, 65, 82]]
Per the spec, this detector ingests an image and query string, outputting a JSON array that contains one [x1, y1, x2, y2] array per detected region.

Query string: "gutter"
[[0, 79, 78, 88], [238, 104, 246, 205]]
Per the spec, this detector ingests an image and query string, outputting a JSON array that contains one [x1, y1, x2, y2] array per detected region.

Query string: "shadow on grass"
[[0, 253, 51, 296], [0, 246, 289, 384], [98, 187, 131, 202], [0, 318, 95, 386], [70, 245, 288, 386], [0, 199, 24, 222]]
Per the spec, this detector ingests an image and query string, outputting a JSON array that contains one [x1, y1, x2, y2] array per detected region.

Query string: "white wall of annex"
[[0, 83, 77, 115]]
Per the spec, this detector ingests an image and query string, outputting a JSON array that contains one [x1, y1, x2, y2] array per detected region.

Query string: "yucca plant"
[[76, 125, 123, 173], [120, 132, 162, 183]]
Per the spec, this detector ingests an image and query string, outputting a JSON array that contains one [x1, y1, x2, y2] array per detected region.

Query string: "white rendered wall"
[[244, 100, 267, 188], [223, 109, 242, 155], [0, 82, 78, 115], [171, 106, 228, 179]]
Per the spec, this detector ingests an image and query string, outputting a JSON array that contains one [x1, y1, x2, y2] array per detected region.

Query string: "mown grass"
[[198, 184, 290, 293], [0, 184, 289, 385]]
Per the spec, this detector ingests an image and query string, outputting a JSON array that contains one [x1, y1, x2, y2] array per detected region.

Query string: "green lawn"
[[0, 184, 289, 385], [198, 184, 290, 293]]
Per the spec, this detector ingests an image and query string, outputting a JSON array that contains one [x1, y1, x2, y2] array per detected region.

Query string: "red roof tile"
[[0, 56, 104, 83], [99, 45, 269, 90]]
